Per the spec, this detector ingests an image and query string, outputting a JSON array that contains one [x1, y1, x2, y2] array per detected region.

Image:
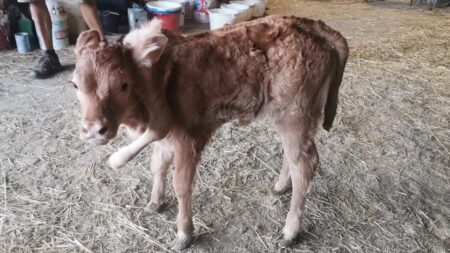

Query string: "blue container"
[[14, 32, 31, 54]]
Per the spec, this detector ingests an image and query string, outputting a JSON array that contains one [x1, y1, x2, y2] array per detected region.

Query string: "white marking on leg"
[[125, 126, 143, 141], [150, 141, 173, 205], [108, 129, 157, 169]]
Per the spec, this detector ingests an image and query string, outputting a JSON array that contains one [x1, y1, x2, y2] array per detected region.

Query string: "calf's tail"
[[315, 22, 349, 131], [287, 16, 349, 131]]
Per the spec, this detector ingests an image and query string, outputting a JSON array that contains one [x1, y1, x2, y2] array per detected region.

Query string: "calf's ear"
[[123, 19, 168, 67], [75, 30, 101, 57]]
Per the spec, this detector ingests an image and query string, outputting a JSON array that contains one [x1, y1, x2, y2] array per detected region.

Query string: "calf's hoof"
[[276, 233, 296, 248], [278, 237, 295, 248], [148, 202, 165, 213], [107, 152, 126, 169], [170, 233, 192, 251], [272, 185, 291, 195]]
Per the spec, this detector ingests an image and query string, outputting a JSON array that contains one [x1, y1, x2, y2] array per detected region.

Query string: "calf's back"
[[153, 16, 348, 132]]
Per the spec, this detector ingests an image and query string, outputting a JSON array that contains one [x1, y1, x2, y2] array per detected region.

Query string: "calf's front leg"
[[107, 129, 157, 169], [170, 137, 206, 251], [148, 142, 173, 212]]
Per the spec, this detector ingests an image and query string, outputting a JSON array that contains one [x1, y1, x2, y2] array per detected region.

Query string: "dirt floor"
[[1, 0, 449, 252]]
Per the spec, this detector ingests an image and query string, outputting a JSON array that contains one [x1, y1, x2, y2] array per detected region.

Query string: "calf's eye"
[[73, 84, 78, 89], [121, 83, 128, 92]]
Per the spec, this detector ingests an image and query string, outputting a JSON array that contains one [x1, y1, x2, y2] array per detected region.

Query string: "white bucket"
[[208, 9, 237, 30], [230, 0, 257, 18], [146, 1, 182, 32], [46, 0, 69, 50], [160, 0, 188, 26], [221, 3, 251, 21], [253, 0, 267, 17], [218, 7, 244, 23]]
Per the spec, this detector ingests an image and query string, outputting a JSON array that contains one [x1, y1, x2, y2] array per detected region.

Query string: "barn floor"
[[1, 0, 449, 252]]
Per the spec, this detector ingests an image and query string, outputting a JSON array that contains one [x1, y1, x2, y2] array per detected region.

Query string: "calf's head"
[[72, 20, 168, 145]]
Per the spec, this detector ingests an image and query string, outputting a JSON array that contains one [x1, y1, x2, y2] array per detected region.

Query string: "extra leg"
[[273, 152, 292, 194], [278, 132, 319, 247], [148, 142, 173, 212]]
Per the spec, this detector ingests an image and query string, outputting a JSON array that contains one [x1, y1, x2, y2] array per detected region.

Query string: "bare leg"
[[278, 131, 319, 247], [149, 142, 173, 212], [30, 2, 53, 50], [273, 152, 292, 194], [79, 3, 105, 41], [170, 134, 209, 250]]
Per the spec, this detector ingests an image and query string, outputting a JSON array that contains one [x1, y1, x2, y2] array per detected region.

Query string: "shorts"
[[18, 0, 95, 4]]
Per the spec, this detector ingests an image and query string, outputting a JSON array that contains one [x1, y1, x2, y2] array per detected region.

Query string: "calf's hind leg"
[[277, 128, 319, 247]]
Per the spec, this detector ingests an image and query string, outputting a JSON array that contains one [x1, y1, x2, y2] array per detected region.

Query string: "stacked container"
[[208, 0, 267, 30], [46, 0, 69, 50]]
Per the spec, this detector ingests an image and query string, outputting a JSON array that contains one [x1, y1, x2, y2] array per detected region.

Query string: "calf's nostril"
[[81, 128, 88, 135], [98, 126, 108, 135]]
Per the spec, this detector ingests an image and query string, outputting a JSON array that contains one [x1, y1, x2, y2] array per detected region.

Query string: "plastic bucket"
[[217, 7, 243, 23], [51, 18, 69, 50], [18, 15, 38, 49], [221, 3, 251, 21], [253, 0, 267, 17], [160, 0, 188, 26], [213, 7, 242, 23], [15, 32, 31, 54], [208, 9, 237, 30], [146, 1, 182, 32], [47, 0, 69, 49], [230, 0, 257, 17]]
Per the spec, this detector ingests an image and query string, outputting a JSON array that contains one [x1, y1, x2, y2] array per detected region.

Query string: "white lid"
[[146, 1, 182, 12]]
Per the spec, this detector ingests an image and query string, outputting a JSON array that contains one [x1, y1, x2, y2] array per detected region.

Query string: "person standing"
[[19, 0, 104, 79]]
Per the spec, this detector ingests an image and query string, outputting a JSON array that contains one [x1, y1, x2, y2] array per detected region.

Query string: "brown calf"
[[72, 15, 348, 250]]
